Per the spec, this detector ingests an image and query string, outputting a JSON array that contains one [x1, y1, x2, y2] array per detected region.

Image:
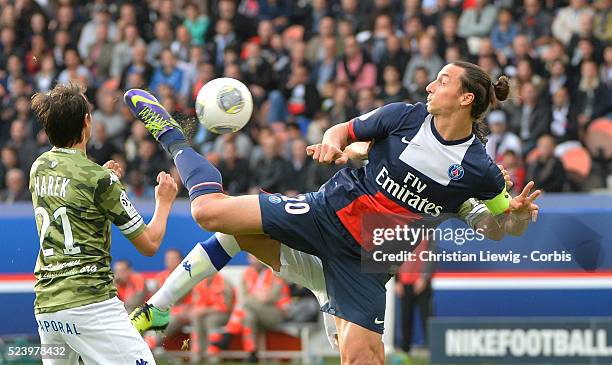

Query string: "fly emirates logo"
[[375, 166, 443, 216]]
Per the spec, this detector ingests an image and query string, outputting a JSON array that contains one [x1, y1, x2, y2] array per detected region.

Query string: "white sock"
[[148, 233, 240, 310]]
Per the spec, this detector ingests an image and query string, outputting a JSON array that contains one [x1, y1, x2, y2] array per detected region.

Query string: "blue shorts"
[[259, 191, 390, 334]]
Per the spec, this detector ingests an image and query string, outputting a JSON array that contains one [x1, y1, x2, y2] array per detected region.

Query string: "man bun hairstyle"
[[31, 82, 88, 148], [452, 61, 511, 144]]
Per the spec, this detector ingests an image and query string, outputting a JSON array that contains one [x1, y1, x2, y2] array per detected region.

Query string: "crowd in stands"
[[0, 0, 611, 204]]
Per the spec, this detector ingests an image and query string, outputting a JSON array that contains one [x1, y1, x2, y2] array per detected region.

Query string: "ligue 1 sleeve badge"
[[448, 164, 465, 181]]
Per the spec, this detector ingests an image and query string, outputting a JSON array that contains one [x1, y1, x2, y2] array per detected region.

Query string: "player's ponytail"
[[492, 75, 510, 105], [452, 62, 511, 145]]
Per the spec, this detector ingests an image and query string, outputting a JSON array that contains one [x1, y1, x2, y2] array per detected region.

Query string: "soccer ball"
[[195, 77, 253, 134]]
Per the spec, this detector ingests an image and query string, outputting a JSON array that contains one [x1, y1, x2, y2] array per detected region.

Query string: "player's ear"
[[460, 92, 474, 107]]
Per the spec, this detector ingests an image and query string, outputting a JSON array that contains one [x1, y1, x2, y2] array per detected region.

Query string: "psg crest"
[[448, 164, 464, 181]]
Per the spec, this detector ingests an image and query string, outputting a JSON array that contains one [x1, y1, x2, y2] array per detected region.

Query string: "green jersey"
[[30, 147, 146, 314]]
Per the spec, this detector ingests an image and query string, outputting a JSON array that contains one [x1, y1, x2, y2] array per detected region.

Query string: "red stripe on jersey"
[[335, 191, 422, 251], [347, 120, 357, 141]]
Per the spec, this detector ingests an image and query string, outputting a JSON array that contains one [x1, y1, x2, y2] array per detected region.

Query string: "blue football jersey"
[[320, 102, 510, 248]]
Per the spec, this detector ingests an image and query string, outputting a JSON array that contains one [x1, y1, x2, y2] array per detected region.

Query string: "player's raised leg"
[[124, 89, 263, 235]]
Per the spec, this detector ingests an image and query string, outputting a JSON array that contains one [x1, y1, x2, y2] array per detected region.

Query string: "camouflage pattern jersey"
[[30, 147, 146, 314]]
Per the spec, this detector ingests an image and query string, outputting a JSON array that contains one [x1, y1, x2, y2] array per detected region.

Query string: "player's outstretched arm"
[[130, 172, 178, 256], [307, 122, 353, 164]]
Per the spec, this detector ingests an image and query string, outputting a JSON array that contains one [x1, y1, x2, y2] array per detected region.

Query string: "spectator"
[[306, 16, 335, 65], [0, 146, 19, 190], [242, 42, 274, 105], [250, 133, 290, 193], [119, 43, 154, 90], [147, 20, 174, 67], [378, 35, 409, 84], [127, 169, 155, 201], [436, 12, 468, 60], [335, 35, 377, 92], [338, 0, 369, 32], [190, 273, 234, 363], [574, 60, 609, 126], [183, 2, 209, 46], [208, 19, 238, 70], [171, 25, 192, 62], [216, 0, 256, 42], [157, 0, 182, 31], [568, 13, 605, 67], [91, 88, 126, 145], [85, 23, 114, 85], [507, 82, 551, 154], [313, 35, 338, 93], [519, 0, 553, 48], [378, 64, 410, 104], [307, 112, 332, 145], [34, 55, 57, 93], [149, 48, 184, 97], [88, 123, 118, 166], [48, 4, 80, 43], [24, 34, 49, 75], [78, 5, 117, 60], [35, 131, 51, 156], [593, 0, 612, 42], [129, 138, 169, 187], [0, 27, 23, 71], [111, 24, 146, 81], [402, 35, 444, 88], [286, 138, 312, 193], [457, 0, 498, 54], [114, 260, 148, 313], [550, 87, 579, 143], [401, 15, 424, 55], [209, 255, 290, 362], [326, 83, 357, 124], [371, 14, 398, 63], [281, 63, 320, 122], [525, 134, 566, 192], [552, 0, 594, 45], [486, 110, 522, 163], [56, 48, 93, 88], [500, 150, 526, 194], [51, 30, 71, 70], [258, 0, 292, 30], [602, 47, 612, 89], [218, 142, 251, 195], [355, 88, 377, 115], [408, 66, 430, 104], [547, 60, 569, 97], [396, 240, 434, 354], [490, 8, 518, 56], [8, 119, 36, 171], [0, 168, 29, 203]]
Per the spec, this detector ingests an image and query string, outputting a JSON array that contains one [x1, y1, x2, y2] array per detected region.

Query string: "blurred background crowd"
[[0, 0, 611, 204]]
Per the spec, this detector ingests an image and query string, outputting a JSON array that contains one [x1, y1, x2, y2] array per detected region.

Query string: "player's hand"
[[103, 160, 123, 179], [155, 171, 178, 204], [306, 143, 345, 164], [507, 181, 541, 223], [497, 164, 513, 189]]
